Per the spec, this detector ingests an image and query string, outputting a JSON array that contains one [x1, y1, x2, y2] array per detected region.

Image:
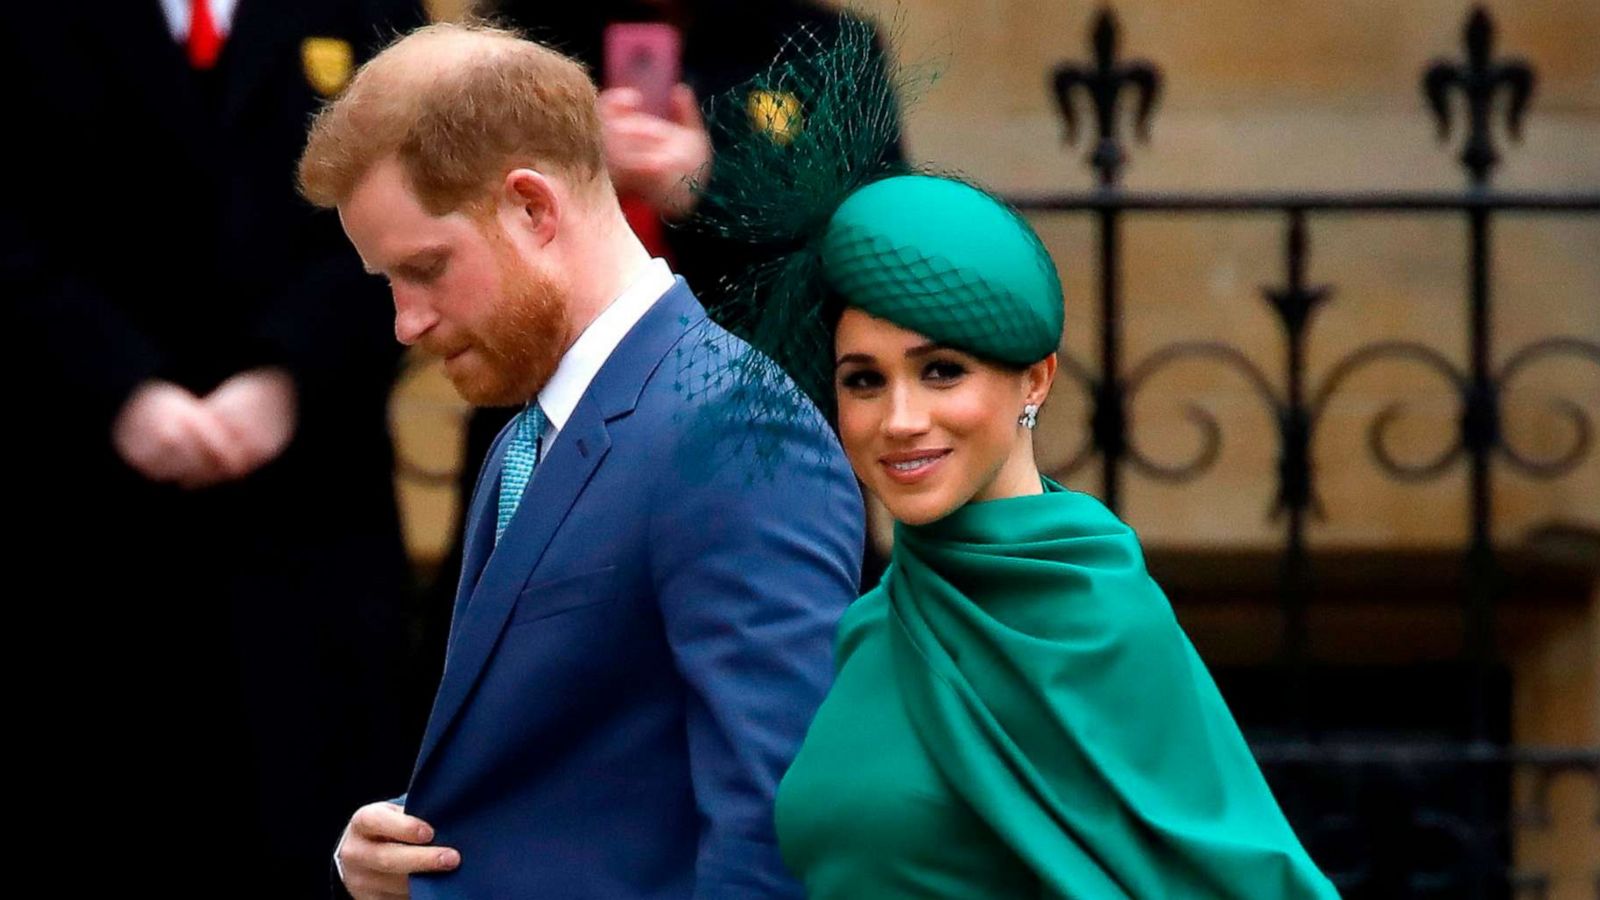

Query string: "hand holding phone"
[[599, 24, 708, 219], [603, 23, 681, 118]]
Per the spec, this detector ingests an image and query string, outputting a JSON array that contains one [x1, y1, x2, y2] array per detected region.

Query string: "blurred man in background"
[[1, 2, 424, 894]]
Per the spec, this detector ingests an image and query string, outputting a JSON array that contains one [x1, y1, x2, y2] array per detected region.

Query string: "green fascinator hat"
[[686, 17, 1063, 421], [821, 175, 1063, 368]]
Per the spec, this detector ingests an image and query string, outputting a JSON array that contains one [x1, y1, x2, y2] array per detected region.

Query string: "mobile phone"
[[603, 23, 683, 118]]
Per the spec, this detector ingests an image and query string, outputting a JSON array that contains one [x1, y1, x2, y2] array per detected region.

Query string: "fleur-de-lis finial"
[[1050, 8, 1161, 186], [1423, 6, 1536, 185]]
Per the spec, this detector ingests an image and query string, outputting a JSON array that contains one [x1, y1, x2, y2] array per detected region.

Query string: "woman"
[[692, 22, 1341, 900]]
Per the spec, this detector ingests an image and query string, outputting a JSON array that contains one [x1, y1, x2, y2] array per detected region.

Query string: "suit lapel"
[[450, 430, 510, 637], [411, 400, 612, 781], [409, 280, 709, 784]]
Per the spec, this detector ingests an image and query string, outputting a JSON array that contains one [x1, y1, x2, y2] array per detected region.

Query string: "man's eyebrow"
[[368, 245, 450, 276]]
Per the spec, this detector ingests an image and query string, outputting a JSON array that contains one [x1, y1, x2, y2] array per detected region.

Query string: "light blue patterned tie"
[[496, 403, 546, 542]]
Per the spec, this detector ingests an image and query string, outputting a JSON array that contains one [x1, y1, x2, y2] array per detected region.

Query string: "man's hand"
[[336, 802, 460, 899], [203, 366, 297, 476], [597, 84, 712, 219], [111, 380, 249, 489]]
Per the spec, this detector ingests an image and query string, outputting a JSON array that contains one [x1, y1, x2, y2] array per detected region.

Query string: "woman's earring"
[[1019, 403, 1039, 430]]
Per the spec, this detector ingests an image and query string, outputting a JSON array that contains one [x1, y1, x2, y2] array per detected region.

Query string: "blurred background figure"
[[412, 0, 904, 713], [1, 1, 424, 894]]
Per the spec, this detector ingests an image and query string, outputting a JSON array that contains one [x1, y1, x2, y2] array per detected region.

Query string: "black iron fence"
[[1025, 7, 1599, 897]]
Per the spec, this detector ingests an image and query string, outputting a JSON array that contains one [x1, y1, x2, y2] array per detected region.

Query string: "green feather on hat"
[[683, 16, 1064, 429]]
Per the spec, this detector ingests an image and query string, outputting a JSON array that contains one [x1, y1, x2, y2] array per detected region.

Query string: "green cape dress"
[[776, 479, 1339, 898]]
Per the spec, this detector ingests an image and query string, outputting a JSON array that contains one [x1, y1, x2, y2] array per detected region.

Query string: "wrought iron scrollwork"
[[1121, 341, 1281, 483], [1310, 341, 1471, 482], [1493, 337, 1600, 477]]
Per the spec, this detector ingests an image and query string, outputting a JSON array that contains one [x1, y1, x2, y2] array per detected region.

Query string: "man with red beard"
[[296, 22, 863, 900], [420, 2, 905, 715]]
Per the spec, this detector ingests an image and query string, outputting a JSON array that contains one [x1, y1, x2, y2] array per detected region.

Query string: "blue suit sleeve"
[[648, 406, 865, 899]]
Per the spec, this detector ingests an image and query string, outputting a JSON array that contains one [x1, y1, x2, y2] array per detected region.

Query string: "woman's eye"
[[839, 369, 885, 390], [924, 360, 967, 382]]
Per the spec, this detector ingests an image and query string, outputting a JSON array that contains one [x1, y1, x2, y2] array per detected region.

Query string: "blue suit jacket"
[[405, 280, 864, 898]]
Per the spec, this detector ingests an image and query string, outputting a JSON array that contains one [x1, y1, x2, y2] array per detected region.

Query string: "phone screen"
[[603, 23, 683, 119]]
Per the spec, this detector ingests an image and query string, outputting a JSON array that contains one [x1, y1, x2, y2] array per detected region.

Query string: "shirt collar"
[[536, 258, 676, 431]]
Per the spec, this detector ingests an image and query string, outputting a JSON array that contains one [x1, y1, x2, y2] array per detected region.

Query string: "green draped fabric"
[[777, 479, 1339, 898]]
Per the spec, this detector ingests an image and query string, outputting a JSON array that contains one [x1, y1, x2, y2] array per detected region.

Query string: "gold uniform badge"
[[302, 37, 354, 97], [747, 90, 803, 145]]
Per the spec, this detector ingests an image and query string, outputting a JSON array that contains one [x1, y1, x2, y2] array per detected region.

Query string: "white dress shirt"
[[532, 258, 677, 454]]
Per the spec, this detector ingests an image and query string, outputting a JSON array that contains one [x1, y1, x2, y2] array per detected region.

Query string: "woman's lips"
[[879, 448, 952, 485]]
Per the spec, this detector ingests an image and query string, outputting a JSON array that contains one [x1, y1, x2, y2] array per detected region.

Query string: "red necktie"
[[187, 0, 224, 70]]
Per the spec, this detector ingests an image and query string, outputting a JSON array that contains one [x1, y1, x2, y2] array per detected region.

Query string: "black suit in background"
[[1, 2, 424, 894]]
